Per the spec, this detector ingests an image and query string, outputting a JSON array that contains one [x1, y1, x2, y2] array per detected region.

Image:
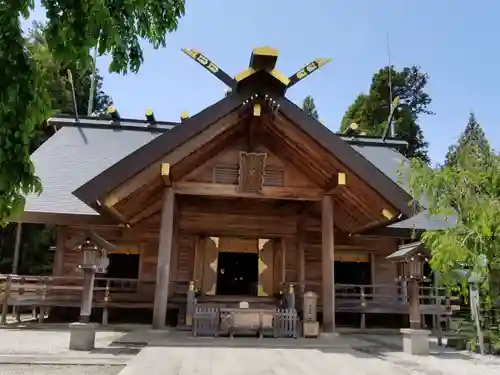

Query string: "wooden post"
[[12, 223, 22, 275], [79, 269, 96, 323], [186, 281, 195, 327], [102, 279, 111, 325], [53, 227, 67, 276], [1, 276, 11, 325], [321, 195, 335, 332], [152, 187, 175, 329], [409, 279, 421, 329], [360, 286, 366, 329], [280, 238, 286, 285], [287, 284, 296, 310], [296, 215, 305, 310]]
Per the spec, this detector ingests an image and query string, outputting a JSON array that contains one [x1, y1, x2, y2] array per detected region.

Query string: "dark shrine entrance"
[[106, 254, 140, 279], [335, 260, 372, 327], [335, 261, 371, 285], [216, 252, 258, 296]]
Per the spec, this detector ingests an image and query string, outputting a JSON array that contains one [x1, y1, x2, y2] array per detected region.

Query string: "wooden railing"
[[0, 274, 192, 325], [1, 274, 459, 329], [281, 281, 459, 325]]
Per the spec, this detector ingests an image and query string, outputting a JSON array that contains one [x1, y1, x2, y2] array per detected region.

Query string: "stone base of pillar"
[[400, 328, 431, 355], [69, 322, 99, 351]]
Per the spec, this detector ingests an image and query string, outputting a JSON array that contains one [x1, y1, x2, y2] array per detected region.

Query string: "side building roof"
[[22, 119, 173, 223], [352, 143, 457, 231]]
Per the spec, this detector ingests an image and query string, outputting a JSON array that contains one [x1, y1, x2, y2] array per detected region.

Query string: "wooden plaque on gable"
[[238, 152, 267, 193]]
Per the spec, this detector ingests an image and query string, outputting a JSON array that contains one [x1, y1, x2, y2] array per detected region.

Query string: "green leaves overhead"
[[0, 1, 48, 224], [0, 0, 185, 225], [42, 0, 186, 74]]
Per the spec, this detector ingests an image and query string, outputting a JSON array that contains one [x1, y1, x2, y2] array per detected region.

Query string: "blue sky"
[[24, 1, 500, 164]]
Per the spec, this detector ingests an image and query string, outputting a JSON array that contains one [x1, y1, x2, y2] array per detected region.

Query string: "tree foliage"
[[445, 112, 491, 168], [0, 0, 185, 224], [405, 133, 500, 350], [302, 95, 319, 120], [42, 0, 186, 74], [406, 144, 500, 283], [27, 22, 112, 149], [341, 66, 432, 163]]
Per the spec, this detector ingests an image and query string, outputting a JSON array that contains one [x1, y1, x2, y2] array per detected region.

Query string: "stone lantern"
[[65, 231, 116, 351], [387, 241, 430, 355]]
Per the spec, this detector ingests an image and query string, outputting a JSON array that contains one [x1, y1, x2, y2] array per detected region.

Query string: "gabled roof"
[[73, 91, 252, 207], [72, 90, 417, 219]]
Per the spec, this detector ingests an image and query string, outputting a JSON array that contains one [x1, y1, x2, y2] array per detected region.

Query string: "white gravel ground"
[[0, 364, 123, 375]]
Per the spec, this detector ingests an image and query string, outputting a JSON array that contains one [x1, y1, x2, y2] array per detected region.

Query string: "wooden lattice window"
[[263, 169, 285, 187], [213, 166, 239, 185]]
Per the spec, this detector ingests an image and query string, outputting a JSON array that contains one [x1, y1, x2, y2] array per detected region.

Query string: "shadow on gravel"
[[91, 347, 142, 356]]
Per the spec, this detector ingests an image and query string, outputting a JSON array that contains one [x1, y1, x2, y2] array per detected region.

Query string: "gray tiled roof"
[[25, 125, 165, 216], [352, 144, 456, 230], [25, 120, 453, 231]]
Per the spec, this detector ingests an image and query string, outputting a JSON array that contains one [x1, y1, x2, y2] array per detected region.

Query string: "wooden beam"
[[129, 200, 162, 225], [173, 182, 324, 201], [103, 111, 245, 206], [161, 163, 172, 186], [152, 187, 175, 329], [98, 199, 129, 224], [321, 195, 335, 332], [324, 172, 346, 193]]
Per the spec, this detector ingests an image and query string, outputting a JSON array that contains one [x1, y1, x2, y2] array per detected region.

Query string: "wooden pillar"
[[53, 227, 67, 276], [12, 223, 22, 274], [296, 216, 305, 309], [152, 187, 175, 329], [321, 195, 335, 332], [280, 238, 286, 285]]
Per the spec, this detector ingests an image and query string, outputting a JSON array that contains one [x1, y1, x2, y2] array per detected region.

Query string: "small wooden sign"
[[238, 152, 267, 193]]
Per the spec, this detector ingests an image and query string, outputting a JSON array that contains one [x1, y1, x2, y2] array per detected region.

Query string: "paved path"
[[2, 326, 500, 375], [117, 345, 500, 375]]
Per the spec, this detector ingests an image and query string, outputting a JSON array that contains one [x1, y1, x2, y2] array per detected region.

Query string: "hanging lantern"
[[66, 231, 116, 274], [388, 241, 429, 281]]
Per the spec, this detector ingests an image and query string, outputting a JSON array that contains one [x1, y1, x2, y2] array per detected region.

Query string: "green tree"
[[341, 66, 432, 163], [1, 0, 185, 224], [26, 22, 112, 149], [404, 140, 500, 350], [445, 112, 491, 168], [302, 95, 319, 120], [0, 21, 114, 275]]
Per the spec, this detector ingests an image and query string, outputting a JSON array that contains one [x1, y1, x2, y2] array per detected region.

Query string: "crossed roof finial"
[[181, 46, 331, 94]]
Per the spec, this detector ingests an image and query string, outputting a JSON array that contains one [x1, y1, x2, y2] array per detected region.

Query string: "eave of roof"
[[71, 89, 417, 219], [73, 90, 254, 208]]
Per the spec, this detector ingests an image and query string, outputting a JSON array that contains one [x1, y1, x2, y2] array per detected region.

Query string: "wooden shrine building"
[[14, 47, 453, 332]]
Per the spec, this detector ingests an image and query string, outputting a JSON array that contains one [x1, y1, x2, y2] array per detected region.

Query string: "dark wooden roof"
[[72, 73, 416, 219]]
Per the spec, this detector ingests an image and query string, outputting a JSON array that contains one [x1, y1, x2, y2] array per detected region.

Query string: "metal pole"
[[12, 223, 22, 274]]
